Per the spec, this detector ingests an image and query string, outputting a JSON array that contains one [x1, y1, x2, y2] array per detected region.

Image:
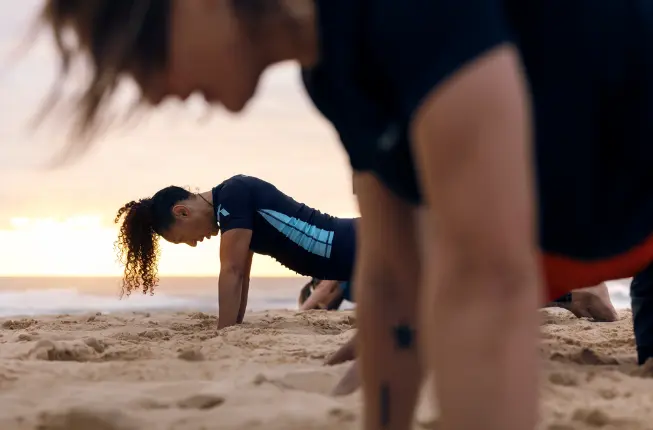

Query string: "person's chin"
[[222, 82, 259, 113], [221, 96, 251, 113]]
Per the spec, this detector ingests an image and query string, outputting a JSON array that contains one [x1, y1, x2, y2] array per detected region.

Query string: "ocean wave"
[[0, 279, 631, 318]]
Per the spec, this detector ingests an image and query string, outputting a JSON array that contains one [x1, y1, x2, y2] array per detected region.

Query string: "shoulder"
[[217, 174, 264, 193], [368, 0, 513, 115], [221, 174, 252, 185], [224, 174, 274, 188], [303, 0, 515, 170]]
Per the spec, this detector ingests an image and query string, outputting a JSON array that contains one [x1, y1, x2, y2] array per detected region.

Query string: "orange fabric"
[[543, 232, 653, 301]]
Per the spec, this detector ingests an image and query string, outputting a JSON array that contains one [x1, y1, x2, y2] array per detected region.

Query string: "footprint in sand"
[[256, 369, 342, 395], [27, 338, 149, 362], [136, 393, 225, 411], [177, 347, 205, 362], [17, 333, 34, 342], [84, 337, 107, 354], [176, 394, 225, 410], [571, 408, 638, 428], [548, 372, 579, 387], [36, 407, 138, 430], [550, 348, 619, 365]]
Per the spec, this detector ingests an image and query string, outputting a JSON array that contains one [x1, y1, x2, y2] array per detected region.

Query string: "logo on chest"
[[216, 204, 230, 223], [378, 123, 401, 152]]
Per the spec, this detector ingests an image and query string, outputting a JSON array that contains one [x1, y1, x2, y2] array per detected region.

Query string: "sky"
[[0, 2, 358, 277]]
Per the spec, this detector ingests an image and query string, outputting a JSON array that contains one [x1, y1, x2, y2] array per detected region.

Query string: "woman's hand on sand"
[[324, 332, 357, 366], [331, 362, 360, 396]]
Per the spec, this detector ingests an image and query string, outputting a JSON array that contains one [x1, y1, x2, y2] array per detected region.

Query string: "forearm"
[[237, 276, 250, 323], [358, 272, 422, 430], [218, 270, 244, 329], [428, 261, 540, 430]]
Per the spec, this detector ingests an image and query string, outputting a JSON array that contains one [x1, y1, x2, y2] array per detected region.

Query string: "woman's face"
[[148, 0, 264, 112], [160, 203, 219, 247]]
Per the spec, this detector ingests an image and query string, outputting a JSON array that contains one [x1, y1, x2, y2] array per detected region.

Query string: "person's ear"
[[171, 204, 190, 219]]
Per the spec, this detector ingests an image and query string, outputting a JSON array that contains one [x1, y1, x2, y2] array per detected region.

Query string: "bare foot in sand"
[[548, 283, 618, 322], [331, 361, 360, 396]]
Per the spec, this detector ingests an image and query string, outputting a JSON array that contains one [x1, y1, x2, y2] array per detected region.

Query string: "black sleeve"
[[216, 179, 255, 233], [372, 0, 513, 121]]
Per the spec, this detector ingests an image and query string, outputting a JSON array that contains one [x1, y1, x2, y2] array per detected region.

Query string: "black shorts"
[[327, 218, 358, 281]]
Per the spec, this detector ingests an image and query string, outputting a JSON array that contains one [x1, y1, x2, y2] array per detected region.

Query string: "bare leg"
[[352, 173, 422, 430]]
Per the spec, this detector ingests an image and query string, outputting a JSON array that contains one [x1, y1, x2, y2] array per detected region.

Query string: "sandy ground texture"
[[0, 308, 650, 430]]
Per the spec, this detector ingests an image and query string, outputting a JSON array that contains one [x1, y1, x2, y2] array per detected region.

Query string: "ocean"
[[0, 276, 632, 318]]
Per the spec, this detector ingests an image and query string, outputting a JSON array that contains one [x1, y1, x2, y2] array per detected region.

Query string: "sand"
[[0, 308, 650, 430]]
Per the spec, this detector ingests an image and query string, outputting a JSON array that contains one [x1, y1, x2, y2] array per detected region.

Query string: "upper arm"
[[217, 179, 255, 233], [376, 0, 513, 121], [220, 229, 253, 275], [411, 47, 534, 259], [217, 179, 257, 273], [376, 2, 535, 264]]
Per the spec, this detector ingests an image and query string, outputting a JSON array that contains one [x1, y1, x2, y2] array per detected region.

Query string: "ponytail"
[[114, 198, 160, 297]]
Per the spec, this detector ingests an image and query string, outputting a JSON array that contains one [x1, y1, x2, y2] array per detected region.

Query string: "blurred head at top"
[[38, 0, 317, 150]]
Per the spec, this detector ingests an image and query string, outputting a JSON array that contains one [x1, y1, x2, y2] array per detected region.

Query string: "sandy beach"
[[0, 308, 650, 430]]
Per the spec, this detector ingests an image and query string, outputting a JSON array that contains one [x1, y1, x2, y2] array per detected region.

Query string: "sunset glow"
[[0, 2, 359, 278], [0, 214, 359, 277]]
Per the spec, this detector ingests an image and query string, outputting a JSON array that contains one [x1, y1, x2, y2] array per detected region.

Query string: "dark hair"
[[37, 0, 278, 157], [114, 185, 191, 297], [38, 0, 170, 152]]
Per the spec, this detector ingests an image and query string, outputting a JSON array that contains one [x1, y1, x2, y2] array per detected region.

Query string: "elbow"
[[221, 264, 246, 278]]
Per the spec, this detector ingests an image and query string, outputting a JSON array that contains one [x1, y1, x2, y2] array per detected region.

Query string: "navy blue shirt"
[[212, 175, 356, 280], [302, 0, 653, 262]]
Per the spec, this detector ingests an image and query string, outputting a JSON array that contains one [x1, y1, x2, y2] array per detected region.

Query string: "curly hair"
[[114, 185, 191, 297]]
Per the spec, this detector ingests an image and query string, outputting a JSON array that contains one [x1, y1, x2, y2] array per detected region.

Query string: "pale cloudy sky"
[[0, 1, 358, 277]]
